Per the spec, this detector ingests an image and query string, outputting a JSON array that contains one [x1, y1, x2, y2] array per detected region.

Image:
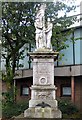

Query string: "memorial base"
[[24, 107, 62, 118], [23, 50, 62, 118]]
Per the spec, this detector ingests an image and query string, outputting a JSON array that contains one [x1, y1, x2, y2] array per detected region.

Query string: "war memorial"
[[23, 4, 62, 118], [14, 3, 62, 119]]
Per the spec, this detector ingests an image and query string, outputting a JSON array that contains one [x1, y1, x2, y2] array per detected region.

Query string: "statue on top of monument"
[[34, 3, 53, 51], [34, 4, 46, 49]]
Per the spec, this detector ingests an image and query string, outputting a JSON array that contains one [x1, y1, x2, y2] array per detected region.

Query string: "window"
[[61, 85, 71, 97], [21, 85, 29, 96]]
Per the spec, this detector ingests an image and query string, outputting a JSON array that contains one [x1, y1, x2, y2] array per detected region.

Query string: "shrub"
[[2, 101, 29, 119], [2, 91, 14, 104], [58, 99, 79, 115]]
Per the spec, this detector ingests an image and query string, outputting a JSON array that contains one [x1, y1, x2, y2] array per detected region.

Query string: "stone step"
[[12, 118, 70, 120], [1, 118, 79, 120]]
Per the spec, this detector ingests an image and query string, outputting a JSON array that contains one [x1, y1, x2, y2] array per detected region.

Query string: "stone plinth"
[[24, 50, 62, 118], [24, 107, 62, 118], [28, 51, 58, 107], [29, 85, 57, 108]]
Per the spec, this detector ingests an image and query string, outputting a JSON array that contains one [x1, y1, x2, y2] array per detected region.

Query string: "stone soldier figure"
[[34, 4, 46, 50]]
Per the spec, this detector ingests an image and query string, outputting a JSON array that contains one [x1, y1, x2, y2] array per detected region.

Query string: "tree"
[[2, 2, 36, 101], [2, 2, 36, 91], [1, 1, 77, 101]]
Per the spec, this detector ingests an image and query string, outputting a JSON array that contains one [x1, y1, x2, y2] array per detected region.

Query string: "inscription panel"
[[35, 91, 53, 100], [33, 58, 54, 85], [37, 63, 51, 74]]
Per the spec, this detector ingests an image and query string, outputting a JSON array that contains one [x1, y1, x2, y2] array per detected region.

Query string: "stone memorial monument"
[[24, 3, 62, 118]]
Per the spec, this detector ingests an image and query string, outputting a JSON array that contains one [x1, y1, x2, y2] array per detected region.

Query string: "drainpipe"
[[71, 76, 75, 104], [70, 66, 75, 103]]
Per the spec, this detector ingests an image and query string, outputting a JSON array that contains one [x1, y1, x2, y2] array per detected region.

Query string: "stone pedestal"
[[24, 50, 62, 118]]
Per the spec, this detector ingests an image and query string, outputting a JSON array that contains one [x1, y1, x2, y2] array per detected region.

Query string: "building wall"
[[74, 29, 80, 64], [55, 76, 82, 111], [16, 77, 32, 102], [58, 27, 82, 66], [58, 34, 73, 66], [74, 76, 82, 111], [55, 76, 71, 99]]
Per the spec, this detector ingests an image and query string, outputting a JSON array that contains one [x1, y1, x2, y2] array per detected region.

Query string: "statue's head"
[[39, 4, 46, 10]]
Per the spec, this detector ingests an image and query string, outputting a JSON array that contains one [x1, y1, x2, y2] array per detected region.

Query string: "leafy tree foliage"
[[2, 2, 36, 91]]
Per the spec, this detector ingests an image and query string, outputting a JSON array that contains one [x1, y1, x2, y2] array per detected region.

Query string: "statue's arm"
[[46, 24, 53, 33], [35, 22, 43, 29], [46, 27, 51, 33]]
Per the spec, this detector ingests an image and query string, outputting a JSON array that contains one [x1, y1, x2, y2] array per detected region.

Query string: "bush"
[[2, 90, 29, 119], [2, 101, 29, 119], [58, 99, 79, 115], [2, 91, 14, 104]]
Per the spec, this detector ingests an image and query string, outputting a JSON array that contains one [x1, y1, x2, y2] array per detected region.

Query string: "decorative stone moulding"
[[29, 51, 59, 59], [39, 77, 47, 85]]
